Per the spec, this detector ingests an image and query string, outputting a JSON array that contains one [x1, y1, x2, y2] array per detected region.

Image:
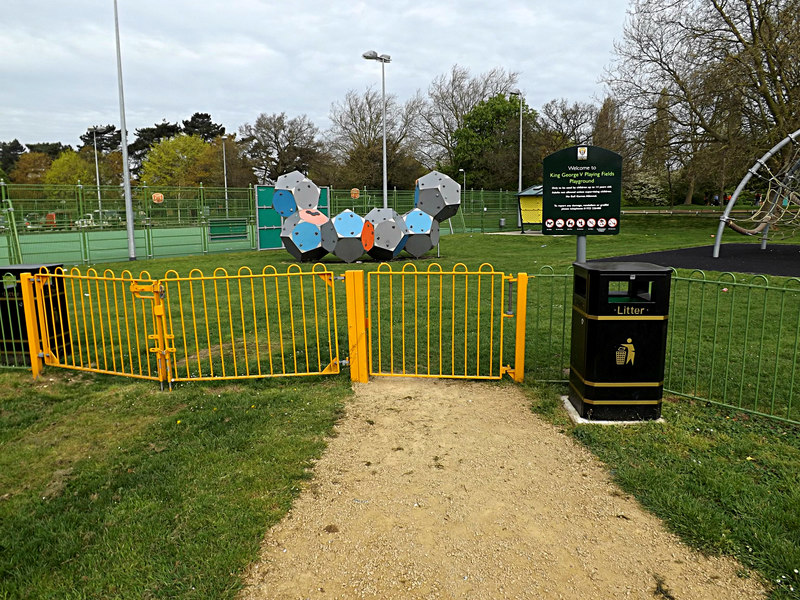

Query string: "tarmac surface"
[[593, 243, 800, 278]]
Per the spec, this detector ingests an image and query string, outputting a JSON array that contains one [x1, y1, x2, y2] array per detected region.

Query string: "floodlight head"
[[379, 54, 391, 62], [510, 89, 521, 96], [362, 50, 378, 60]]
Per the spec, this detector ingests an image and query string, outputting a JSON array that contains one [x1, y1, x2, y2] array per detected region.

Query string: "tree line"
[[2, 0, 798, 206]]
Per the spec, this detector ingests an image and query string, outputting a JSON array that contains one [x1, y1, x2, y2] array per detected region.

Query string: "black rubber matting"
[[592, 243, 800, 278]]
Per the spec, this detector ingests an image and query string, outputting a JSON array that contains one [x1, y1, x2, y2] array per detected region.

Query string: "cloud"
[[0, 0, 629, 146]]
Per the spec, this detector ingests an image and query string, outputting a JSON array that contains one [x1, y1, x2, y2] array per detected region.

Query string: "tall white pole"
[[222, 138, 229, 217], [381, 61, 388, 209], [518, 96, 523, 194], [114, 0, 136, 261], [517, 93, 523, 227], [91, 129, 103, 215]]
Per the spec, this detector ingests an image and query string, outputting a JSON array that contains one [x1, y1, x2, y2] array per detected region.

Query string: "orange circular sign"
[[350, 188, 360, 199], [152, 192, 164, 204]]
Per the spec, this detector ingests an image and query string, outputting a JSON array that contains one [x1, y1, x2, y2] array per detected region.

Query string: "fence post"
[[345, 270, 369, 382], [512, 272, 528, 382], [150, 283, 174, 389], [20, 273, 44, 379]]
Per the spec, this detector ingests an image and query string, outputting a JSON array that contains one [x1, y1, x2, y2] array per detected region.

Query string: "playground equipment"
[[272, 170, 461, 262], [713, 128, 800, 257], [331, 210, 367, 263], [416, 170, 461, 222], [363, 208, 409, 261], [280, 209, 336, 262], [403, 208, 440, 258]]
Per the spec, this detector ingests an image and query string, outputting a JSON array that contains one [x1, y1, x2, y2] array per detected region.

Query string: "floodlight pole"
[[362, 50, 391, 209], [114, 0, 136, 260], [510, 90, 524, 228], [222, 138, 229, 217], [89, 127, 103, 215]]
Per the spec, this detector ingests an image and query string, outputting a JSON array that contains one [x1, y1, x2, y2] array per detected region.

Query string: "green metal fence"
[[0, 273, 30, 368], [0, 183, 522, 266], [329, 187, 522, 233], [525, 266, 800, 425], [0, 182, 257, 265]]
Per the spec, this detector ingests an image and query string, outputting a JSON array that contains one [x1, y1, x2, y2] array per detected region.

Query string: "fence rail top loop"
[[478, 263, 496, 273], [212, 267, 230, 278], [426, 263, 444, 273], [310, 263, 331, 274], [286, 264, 304, 274], [262, 265, 279, 275], [375, 263, 393, 273], [236, 266, 254, 276], [400, 263, 418, 273], [452, 262, 468, 272]]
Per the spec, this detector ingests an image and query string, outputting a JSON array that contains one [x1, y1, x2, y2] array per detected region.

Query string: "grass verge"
[[525, 383, 800, 600], [0, 370, 349, 599]]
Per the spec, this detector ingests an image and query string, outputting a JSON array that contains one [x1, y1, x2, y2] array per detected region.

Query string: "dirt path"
[[239, 378, 765, 599]]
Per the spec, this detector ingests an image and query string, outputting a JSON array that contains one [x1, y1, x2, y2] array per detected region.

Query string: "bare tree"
[[538, 98, 597, 153], [326, 87, 425, 188], [608, 0, 800, 163], [239, 113, 320, 184], [416, 65, 518, 168]]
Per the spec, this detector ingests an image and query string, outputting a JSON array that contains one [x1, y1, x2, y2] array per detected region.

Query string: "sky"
[[1, 0, 630, 148]]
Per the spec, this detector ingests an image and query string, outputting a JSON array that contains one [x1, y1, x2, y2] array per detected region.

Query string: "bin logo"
[[615, 338, 635, 365]]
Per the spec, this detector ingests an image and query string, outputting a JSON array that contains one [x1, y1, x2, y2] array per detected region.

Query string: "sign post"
[[542, 146, 622, 262]]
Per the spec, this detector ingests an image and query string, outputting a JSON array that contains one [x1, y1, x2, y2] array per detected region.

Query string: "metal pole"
[[114, 0, 136, 261], [576, 235, 587, 263], [381, 60, 388, 209], [712, 128, 800, 257], [91, 129, 102, 215], [517, 94, 523, 228], [222, 138, 229, 217]]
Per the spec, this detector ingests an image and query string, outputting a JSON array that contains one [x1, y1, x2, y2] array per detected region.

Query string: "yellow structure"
[[518, 184, 543, 231], [22, 262, 527, 386]]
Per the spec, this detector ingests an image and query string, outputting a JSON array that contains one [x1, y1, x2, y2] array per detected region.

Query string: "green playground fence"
[[525, 266, 800, 425], [0, 183, 524, 266]]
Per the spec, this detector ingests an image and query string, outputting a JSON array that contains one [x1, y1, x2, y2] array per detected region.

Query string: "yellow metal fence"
[[22, 265, 340, 386], [22, 263, 525, 386], [345, 263, 527, 382], [162, 265, 339, 382]]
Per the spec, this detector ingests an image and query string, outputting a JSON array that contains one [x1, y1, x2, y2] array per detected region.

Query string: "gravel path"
[[239, 378, 766, 599]]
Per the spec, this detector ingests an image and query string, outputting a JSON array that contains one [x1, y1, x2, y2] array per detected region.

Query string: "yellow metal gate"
[[23, 263, 523, 386], [345, 263, 527, 382], [22, 265, 340, 386]]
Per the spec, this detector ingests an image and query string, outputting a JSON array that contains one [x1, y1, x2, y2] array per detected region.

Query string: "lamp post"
[[114, 0, 136, 260], [222, 137, 229, 217], [510, 89, 524, 227], [362, 50, 391, 209], [88, 126, 104, 216]]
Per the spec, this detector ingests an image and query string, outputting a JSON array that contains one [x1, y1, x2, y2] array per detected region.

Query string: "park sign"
[[542, 145, 622, 236]]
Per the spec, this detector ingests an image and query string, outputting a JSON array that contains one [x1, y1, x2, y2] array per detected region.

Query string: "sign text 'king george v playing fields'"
[[542, 146, 622, 236]]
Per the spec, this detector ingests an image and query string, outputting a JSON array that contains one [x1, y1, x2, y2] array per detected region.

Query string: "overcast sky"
[[2, 0, 630, 148]]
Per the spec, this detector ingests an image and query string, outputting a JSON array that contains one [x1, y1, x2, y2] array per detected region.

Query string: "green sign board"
[[542, 145, 622, 236]]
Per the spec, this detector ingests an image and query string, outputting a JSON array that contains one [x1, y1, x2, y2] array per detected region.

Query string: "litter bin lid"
[[575, 261, 672, 274]]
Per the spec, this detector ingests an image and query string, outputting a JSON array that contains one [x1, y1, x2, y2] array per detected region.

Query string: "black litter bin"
[[569, 262, 672, 420], [0, 264, 69, 366]]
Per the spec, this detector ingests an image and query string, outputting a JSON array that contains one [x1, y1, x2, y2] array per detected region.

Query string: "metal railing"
[[162, 265, 340, 382], [345, 263, 526, 381], [666, 270, 800, 424], [0, 273, 30, 367], [20, 265, 340, 386], [0, 183, 525, 266], [524, 266, 800, 425]]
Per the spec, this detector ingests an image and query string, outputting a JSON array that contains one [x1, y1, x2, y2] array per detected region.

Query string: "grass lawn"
[[2, 212, 799, 598]]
